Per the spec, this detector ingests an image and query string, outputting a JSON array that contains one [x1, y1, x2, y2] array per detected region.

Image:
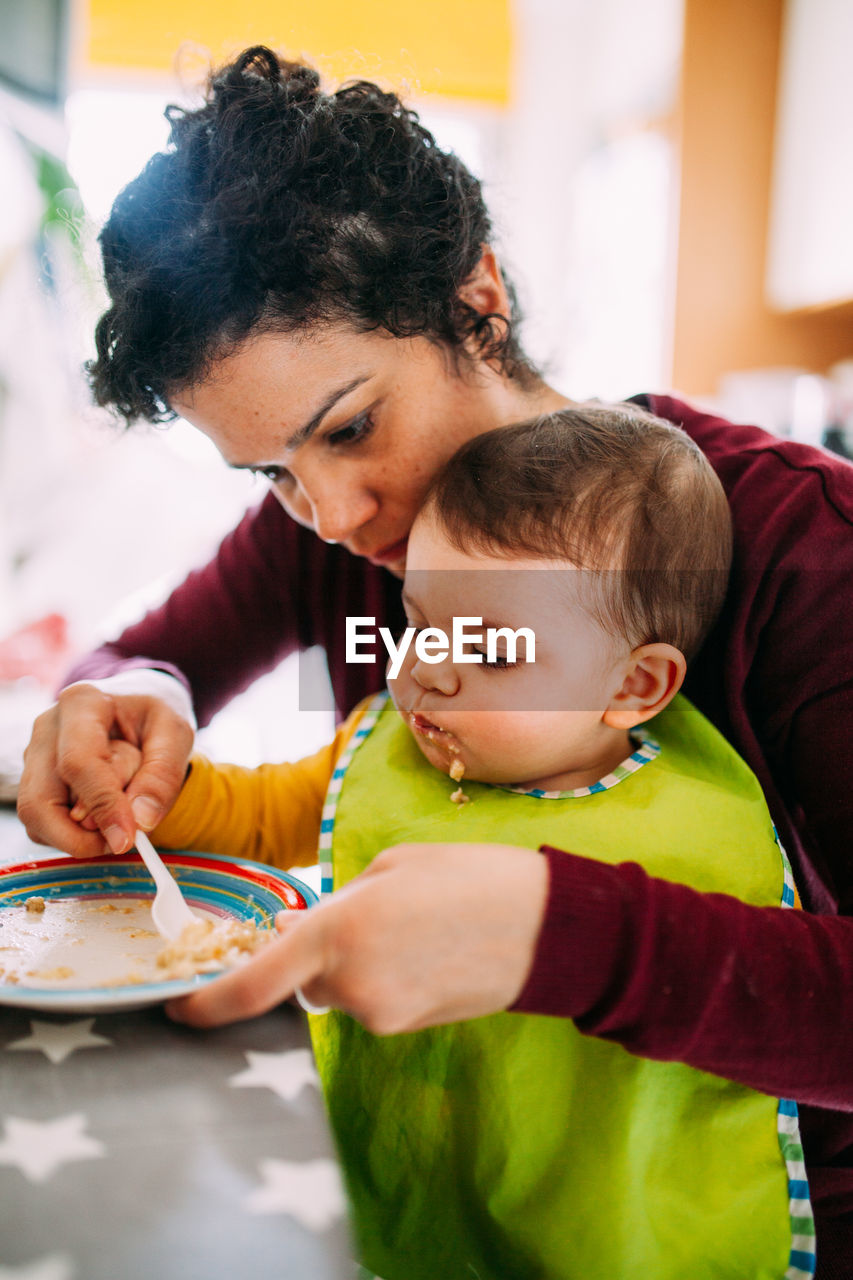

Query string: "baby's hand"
[[70, 741, 144, 830]]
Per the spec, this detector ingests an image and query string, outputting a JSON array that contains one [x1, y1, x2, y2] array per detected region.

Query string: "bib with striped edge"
[[310, 692, 815, 1280]]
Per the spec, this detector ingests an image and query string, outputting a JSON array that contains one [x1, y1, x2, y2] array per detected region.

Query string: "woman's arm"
[[516, 844, 853, 1109], [17, 495, 394, 854], [64, 493, 306, 726], [18, 494, 304, 854]]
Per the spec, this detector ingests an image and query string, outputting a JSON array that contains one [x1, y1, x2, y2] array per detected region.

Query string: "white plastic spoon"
[[134, 829, 199, 941], [138, 829, 324, 1006]]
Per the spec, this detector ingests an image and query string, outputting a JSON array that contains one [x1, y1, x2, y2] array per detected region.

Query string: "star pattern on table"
[[0, 1114, 105, 1184], [0, 1254, 74, 1280], [228, 1048, 320, 1102], [243, 1157, 346, 1229], [6, 1018, 113, 1065]]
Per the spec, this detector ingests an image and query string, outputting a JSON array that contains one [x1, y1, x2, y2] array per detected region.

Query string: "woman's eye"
[[327, 412, 374, 447], [253, 465, 292, 484]]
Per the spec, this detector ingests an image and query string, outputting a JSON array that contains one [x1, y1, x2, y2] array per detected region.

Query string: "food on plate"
[[155, 917, 273, 979], [0, 897, 272, 989]]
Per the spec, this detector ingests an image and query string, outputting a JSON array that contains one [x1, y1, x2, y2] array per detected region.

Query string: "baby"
[[389, 402, 730, 798], [147, 404, 807, 1280]]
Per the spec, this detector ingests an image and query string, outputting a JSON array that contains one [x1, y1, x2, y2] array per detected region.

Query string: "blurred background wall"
[[0, 0, 851, 769]]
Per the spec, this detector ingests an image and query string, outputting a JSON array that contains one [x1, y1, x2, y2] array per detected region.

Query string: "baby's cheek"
[[468, 714, 542, 777]]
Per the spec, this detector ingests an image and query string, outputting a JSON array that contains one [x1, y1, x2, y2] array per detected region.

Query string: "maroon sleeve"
[[64, 494, 303, 725], [63, 491, 404, 726], [514, 846, 853, 1109], [513, 397, 853, 1102]]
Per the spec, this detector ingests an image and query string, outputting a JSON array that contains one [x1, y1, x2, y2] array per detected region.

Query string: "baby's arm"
[[151, 700, 374, 868], [151, 749, 334, 869], [70, 739, 330, 868], [70, 701, 369, 870]]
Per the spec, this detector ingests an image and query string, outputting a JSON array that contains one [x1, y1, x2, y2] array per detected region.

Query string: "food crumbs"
[[448, 756, 470, 805], [155, 917, 272, 981], [25, 897, 46, 913], [103, 972, 146, 987]]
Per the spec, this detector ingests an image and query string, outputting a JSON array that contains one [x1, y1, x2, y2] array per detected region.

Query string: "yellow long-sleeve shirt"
[[151, 699, 370, 870]]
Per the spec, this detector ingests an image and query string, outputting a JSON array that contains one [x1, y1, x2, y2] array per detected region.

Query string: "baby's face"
[[388, 513, 635, 793]]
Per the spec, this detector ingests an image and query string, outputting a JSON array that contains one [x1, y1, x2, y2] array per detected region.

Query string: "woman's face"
[[171, 326, 543, 578]]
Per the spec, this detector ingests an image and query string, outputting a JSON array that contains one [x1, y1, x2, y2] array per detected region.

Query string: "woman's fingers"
[[70, 741, 145, 825], [17, 696, 125, 857], [167, 910, 331, 1027], [166, 843, 549, 1034], [119, 698, 195, 831], [18, 684, 194, 857]]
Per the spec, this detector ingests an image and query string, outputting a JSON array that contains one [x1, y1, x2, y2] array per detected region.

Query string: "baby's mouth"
[[408, 712, 465, 760], [408, 712, 469, 802], [409, 712, 450, 741]]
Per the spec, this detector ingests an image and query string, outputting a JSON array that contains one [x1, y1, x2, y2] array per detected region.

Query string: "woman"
[[18, 47, 853, 1272]]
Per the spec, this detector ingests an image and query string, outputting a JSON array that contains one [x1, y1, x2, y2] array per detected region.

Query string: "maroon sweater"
[[67, 396, 853, 1274]]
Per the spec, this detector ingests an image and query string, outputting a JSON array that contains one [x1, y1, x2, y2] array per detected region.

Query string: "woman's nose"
[[411, 654, 460, 696], [283, 478, 377, 545]]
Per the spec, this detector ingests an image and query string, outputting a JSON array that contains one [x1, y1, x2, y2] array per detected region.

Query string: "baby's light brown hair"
[[423, 404, 732, 661]]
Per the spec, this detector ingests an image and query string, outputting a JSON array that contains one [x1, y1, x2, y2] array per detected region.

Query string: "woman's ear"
[[457, 245, 511, 319], [602, 643, 687, 730]]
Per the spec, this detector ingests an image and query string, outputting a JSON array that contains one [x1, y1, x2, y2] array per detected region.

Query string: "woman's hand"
[[166, 841, 550, 1031], [17, 683, 194, 858]]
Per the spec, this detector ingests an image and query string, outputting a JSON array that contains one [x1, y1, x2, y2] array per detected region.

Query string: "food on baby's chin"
[[448, 755, 470, 805], [155, 917, 273, 981], [25, 897, 46, 913]]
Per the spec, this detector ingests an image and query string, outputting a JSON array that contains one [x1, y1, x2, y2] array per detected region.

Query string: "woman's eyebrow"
[[284, 374, 372, 449]]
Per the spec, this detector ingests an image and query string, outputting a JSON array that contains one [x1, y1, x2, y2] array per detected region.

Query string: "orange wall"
[[673, 0, 853, 397], [83, 0, 512, 103]]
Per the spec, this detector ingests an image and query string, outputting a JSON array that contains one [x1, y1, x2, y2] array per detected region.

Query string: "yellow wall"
[[84, 0, 511, 103]]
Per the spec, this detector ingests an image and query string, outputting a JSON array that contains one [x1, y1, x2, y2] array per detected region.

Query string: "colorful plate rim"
[[0, 850, 317, 1010]]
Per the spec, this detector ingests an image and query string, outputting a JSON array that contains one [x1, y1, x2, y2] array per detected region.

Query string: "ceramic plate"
[[0, 851, 316, 1013]]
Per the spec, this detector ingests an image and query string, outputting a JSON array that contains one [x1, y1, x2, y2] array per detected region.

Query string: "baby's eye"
[[474, 649, 516, 670]]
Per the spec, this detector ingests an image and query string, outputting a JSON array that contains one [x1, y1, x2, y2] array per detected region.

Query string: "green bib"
[[310, 694, 814, 1280]]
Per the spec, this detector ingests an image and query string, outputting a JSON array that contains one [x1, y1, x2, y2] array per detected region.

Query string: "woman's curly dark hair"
[[88, 45, 536, 424]]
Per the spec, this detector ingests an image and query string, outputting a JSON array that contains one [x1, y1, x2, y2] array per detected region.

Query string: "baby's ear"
[[602, 643, 686, 730]]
